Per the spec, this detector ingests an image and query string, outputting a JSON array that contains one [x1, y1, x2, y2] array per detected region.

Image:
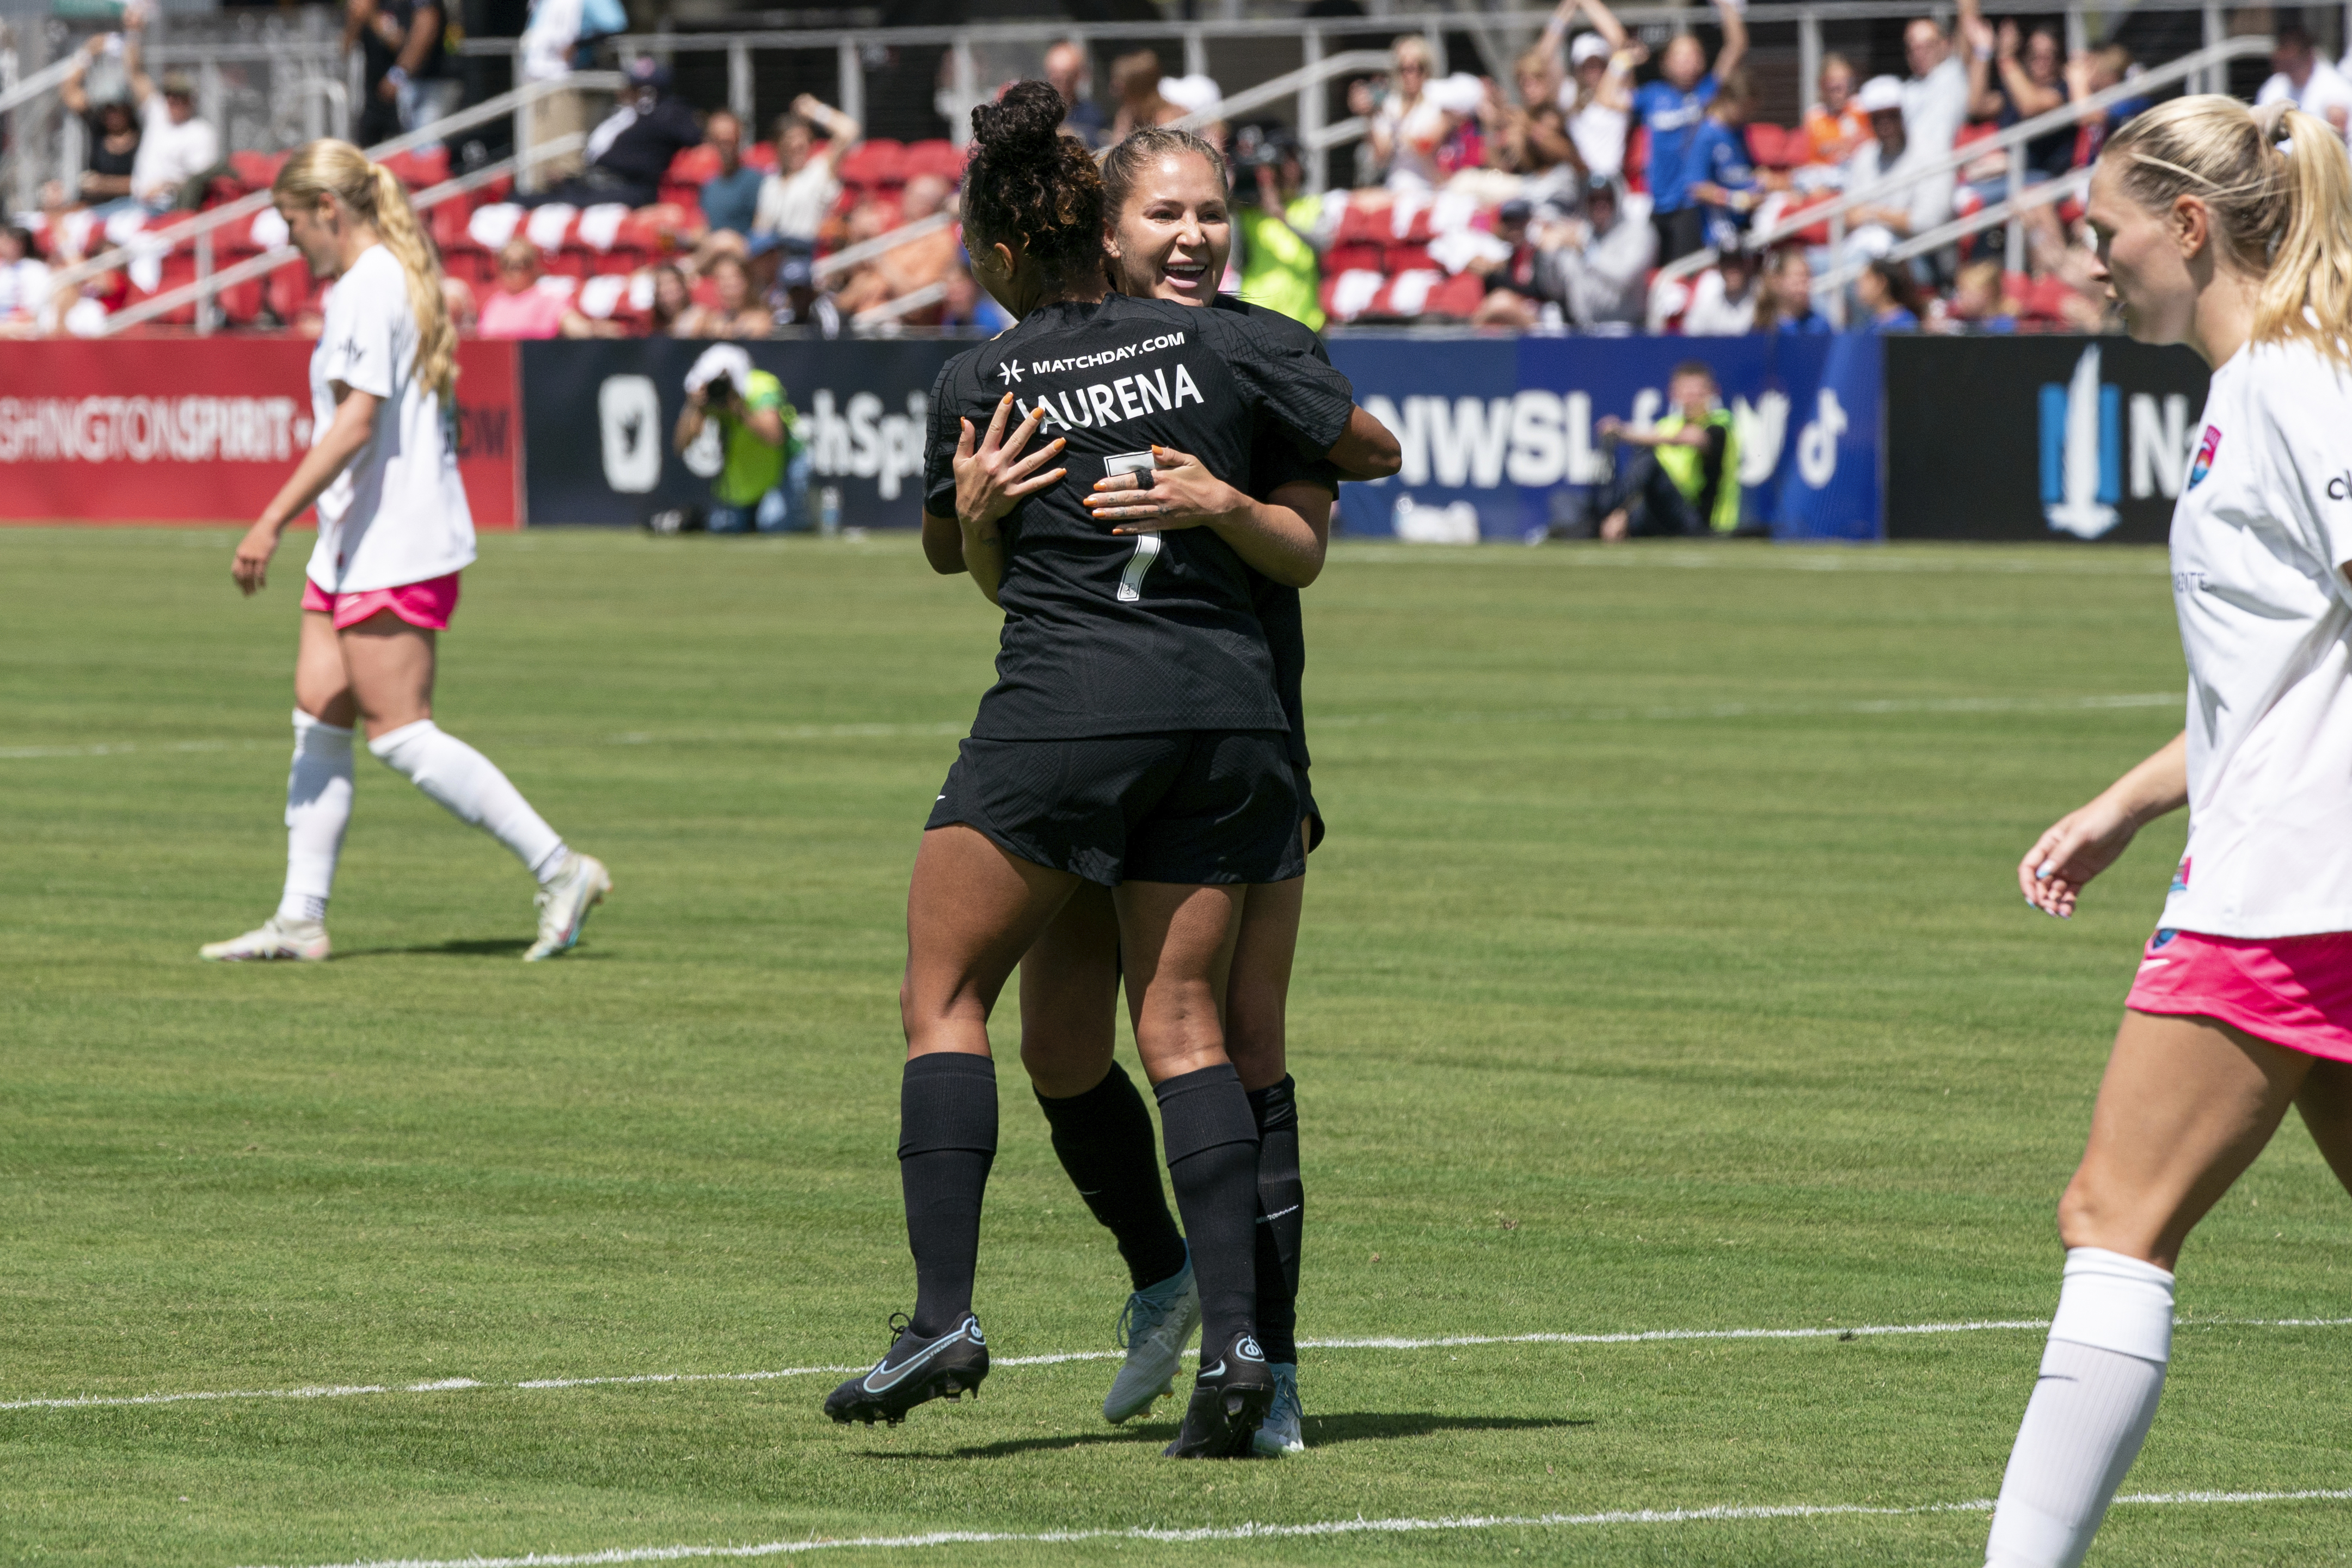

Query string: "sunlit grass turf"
[[5, 527, 2351, 1567]]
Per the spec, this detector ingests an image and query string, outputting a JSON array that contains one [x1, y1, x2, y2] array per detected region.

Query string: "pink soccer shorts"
[[2126, 927, 2352, 1064], [300, 571, 462, 631]]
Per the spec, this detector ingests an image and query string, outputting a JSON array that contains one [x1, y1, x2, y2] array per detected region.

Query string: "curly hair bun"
[[972, 79, 1070, 157]]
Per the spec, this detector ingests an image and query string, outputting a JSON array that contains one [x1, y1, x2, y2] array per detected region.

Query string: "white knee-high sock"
[[1985, 1248, 2175, 1568], [367, 719, 569, 883], [278, 709, 355, 925]]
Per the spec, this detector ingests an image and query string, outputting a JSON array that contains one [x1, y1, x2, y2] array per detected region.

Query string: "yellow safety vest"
[[1652, 408, 1741, 533]]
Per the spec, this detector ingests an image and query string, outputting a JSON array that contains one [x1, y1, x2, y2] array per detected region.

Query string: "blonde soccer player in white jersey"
[[1985, 97, 2352, 1567], [200, 140, 609, 964]]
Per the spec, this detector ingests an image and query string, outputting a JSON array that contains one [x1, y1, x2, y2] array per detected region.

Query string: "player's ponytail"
[[2102, 95, 2352, 367], [962, 79, 1106, 294], [273, 139, 459, 400], [2259, 104, 2352, 360]]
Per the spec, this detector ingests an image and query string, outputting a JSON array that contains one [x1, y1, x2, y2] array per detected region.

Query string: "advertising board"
[[1883, 335, 2210, 543], [1328, 333, 1883, 542], [520, 338, 956, 528], [0, 339, 521, 527]]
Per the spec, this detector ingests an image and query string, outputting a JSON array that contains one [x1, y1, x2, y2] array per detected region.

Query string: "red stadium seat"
[[667, 145, 722, 186], [1385, 241, 1435, 274], [838, 138, 906, 188], [1322, 241, 1384, 275], [379, 147, 449, 191], [744, 141, 778, 172], [429, 197, 476, 255], [901, 138, 965, 183], [230, 150, 288, 191]]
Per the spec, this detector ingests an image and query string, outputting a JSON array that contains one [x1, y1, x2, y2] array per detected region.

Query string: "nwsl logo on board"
[[2188, 426, 2220, 489]]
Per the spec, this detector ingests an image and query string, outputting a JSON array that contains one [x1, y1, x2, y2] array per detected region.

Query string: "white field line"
[[9, 1315, 2348, 1415], [246, 1489, 2352, 1568], [0, 693, 2179, 763]]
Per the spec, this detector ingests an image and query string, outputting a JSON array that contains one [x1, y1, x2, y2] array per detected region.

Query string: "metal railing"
[[1653, 32, 2271, 317], [95, 132, 591, 336], [38, 73, 619, 335]]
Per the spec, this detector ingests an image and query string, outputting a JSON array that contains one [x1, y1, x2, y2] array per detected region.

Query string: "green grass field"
[[7, 528, 2351, 1567]]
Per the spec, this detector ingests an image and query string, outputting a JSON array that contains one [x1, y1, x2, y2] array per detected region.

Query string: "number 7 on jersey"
[[1103, 449, 1161, 603]]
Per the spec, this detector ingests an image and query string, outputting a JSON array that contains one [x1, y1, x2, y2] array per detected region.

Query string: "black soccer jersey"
[[923, 293, 1354, 741], [1214, 295, 1344, 773]]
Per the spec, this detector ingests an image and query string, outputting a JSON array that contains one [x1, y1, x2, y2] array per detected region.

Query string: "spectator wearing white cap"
[[673, 345, 808, 535], [1840, 75, 1947, 268], [1541, 0, 1637, 180]]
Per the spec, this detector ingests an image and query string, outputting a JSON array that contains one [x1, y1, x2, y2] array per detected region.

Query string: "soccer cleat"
[[198, 917, 330, 963], [1162, 1331, 1273, 1459], [1252, 1362, 1306, 1456], [824, 1313, 990, 1428], [524, 852, 611, 962], [1104, 1252, 1201, 1424]]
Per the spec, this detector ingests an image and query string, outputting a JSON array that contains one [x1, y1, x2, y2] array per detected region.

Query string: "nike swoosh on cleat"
[[1199, 1360, 1224, 1378], [862, 1329, 966, 1394]]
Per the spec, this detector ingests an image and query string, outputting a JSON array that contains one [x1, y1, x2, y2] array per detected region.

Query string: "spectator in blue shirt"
[[1633, 0, 1746, 263], [698, 109, 763, 238], [1753, 247, 1834, 334], [1682, 70, 1760, 255], [1854, 256, 1923, 331]]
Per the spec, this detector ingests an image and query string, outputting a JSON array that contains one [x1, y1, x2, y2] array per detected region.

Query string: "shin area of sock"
[[898, 1053, 999, 1337], [1983, 1249, 2173, 1568], [1247, 1075, 1303, 1364], [367, 720, 564, 876], [278, 709, 355, 925], [1035, 1061, 1188, 1290], [1154, 1063, 1262, 1356]]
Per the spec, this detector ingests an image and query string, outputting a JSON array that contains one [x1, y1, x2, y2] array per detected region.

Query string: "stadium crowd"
[[0, 0, 2319, 341]]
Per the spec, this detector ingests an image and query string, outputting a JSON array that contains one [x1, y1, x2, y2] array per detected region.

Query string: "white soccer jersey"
[[2159, 339, 2352, 939], [304, 244, 476, 595]]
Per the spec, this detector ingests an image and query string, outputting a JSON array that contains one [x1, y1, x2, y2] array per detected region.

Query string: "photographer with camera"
[[672, 345, 808, 535], [1231, 125, 1325, 332]]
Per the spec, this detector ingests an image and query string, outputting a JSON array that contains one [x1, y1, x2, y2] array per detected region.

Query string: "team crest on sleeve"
[[2187, 426, 2221, 490]]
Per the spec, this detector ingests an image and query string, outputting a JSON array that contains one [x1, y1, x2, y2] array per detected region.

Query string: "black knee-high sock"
[[1035, 1061, 1189, 1291], [1154, 1063, 1262, 1363], [898, 1053, 998, 1337], [1248, 1075, 1303, 1366]]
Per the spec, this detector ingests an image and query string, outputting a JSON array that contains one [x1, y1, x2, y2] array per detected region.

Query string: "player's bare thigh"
[[1019, 881, 1122, 1098], [1115, 880, 1243, 1084], [1226, 874, 1303, 1093], [293, 610, 360, 729], [333, 610, 438, 740], [902, 823, 1082, 1060], [2058, 1009, 2314, 1270], [2293, 1058, 2352, 1195]]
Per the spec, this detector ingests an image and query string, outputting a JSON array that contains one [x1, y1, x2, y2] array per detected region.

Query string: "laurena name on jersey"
[[1007, 333, 1206, 433]]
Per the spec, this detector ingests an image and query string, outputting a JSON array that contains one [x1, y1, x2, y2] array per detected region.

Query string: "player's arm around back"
[[1328, 405, 1402, 481], [1085, 447, 1331, 588]]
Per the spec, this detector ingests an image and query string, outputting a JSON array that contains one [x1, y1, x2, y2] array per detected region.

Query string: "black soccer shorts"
[[926, 730, 1305, 887]]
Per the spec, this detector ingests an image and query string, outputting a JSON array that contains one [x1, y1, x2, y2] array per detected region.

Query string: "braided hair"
[[962, 80, 1106, 292]]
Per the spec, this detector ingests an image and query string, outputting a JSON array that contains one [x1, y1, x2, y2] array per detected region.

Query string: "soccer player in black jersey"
[[822, 83, 1360, 1460], [938, 126, 1401, 1456]]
